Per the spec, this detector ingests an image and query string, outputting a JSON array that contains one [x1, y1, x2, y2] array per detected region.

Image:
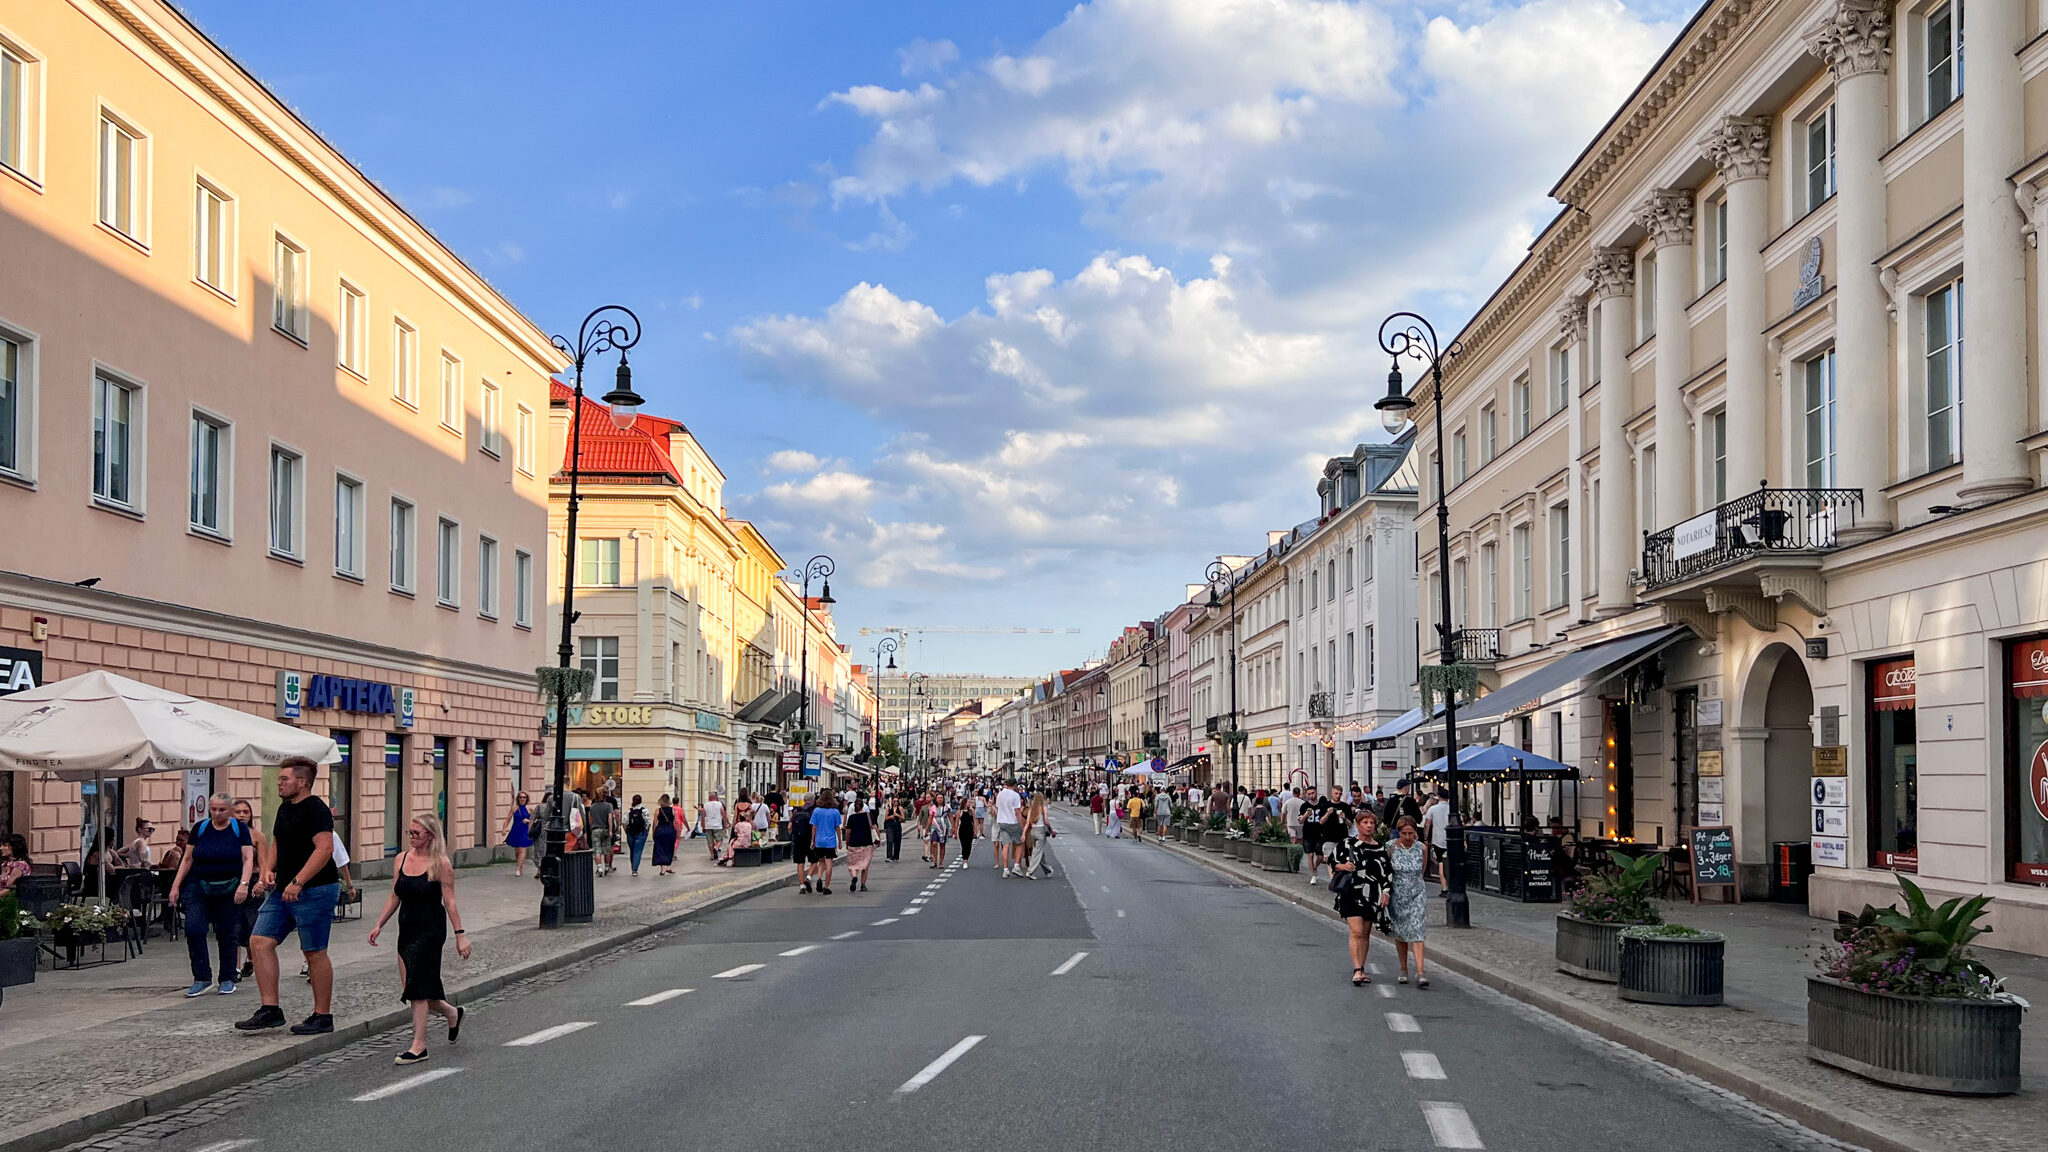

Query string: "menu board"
[[1688, 825, 1740, 903]]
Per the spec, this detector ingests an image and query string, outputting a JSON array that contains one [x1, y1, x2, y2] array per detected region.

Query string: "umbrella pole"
[[96, 778, 106, 904]]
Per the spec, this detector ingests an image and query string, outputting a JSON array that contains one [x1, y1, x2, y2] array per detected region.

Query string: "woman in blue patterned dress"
[[1386, 815, 1432, 988]]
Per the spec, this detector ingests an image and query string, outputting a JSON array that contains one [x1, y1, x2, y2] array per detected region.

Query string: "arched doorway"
[[1737, 642, 1815, 871]]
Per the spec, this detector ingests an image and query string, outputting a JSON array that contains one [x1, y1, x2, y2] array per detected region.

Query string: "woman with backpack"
[[652, 794, 680, 876], [623, 795, 651, 877]]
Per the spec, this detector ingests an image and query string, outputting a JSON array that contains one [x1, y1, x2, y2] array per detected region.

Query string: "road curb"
[[3, 871, 792, 1152], [1145, 830, 1932, 1152]]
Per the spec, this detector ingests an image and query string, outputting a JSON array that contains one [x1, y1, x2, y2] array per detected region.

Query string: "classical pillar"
[[1702, 116, 1772, 494], [1590, 247, 1637, 615], [1557, 298, 1590, 611], [1807, 0, 1893, 540], [1726, 726, 1771, 885], [1637, 190, 1696, 523], [1960, 0, 2033, 501]]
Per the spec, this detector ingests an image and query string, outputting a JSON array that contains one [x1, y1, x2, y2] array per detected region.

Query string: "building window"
[[478, 535, 499, 618], [1706, 410, 1727, 505], [268, 446, 302, 557], [1326, 558, 1336, 601], [1512, 524, 1531, 620], [1806, 106, 1835, 212], [338, 281, 366, 376], [1364, 626, 1375, 688], [98, 112, 144, 241], [1638, 251, 1657, 338], [1478, 542, 1497, 628], [1344, 546, 1354, 589], [1451, 560, 1466, 626], [92, 372, 137, 508], [436, 517, 460, 606], [514, 549, 533, 628], [0, 333, 23, 477], [1868, 657, 1918, 871], [1478, 405, 1497, 464], [1803, 350, 1838, 486], [1925, 3, 1960, 122], [1513, 374, 1531, 439], [1310, 568, 1319, 608], [0, 41, 38, 180], [2003, 637, 2048, 885], [580, 537, 621, 586], [580, 636, 621, 702], [271, 235, 306, 341], [1640, 445, 1658, 533], [390, 498, 415, 592], [195, 181, 233, 294], [1925, 280, 1962, 470], [1549, 504, 1570, 609], [1452, 431, 1467, 485], [334, 474, 364, 577], [189, 412, 228, 535], [439, 352, 462, 432], [516, 404, 535, 476], [480, 381, 501, 456], [393, 319, 418, 407], [1344, 632, 1356, 693], [1550, 345, 1570, 414], [1707, 195, 1727, 287]]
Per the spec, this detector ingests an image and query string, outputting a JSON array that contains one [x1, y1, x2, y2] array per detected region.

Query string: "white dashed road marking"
[[1402, 1051, 1446, 1080], [911, 898, 929, 904], [893, 1035, 986, 1098], [625, 989, 693, 1006], [193, 1141, 259, 1152], [899, 907, 922, 915], [1051, 951, 1090, 975], [712, 964, 766, 979], [1377, 984, 1396, 999], [779, 945, 819, 957], [871, 918, 899, 926], [351, 1068, 464, 1101], [504, 1022, 596, 1047], [1386, 1013, 1421, 1033], [831, 930, 861, 940], [1115, 909, 1125, 918], [1420, 1102, 1483, 1148]]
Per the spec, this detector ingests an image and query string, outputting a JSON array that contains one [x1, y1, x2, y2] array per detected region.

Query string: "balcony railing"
[[1307, 692, 1333, 719], [1641, 484, 1862, 590], [1451, 628, 1500, 664]]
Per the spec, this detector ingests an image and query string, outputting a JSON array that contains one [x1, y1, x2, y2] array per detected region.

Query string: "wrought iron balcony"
[[1307, 692, 1333, 719], [1206, 715, 1221, 737], [1641, 484, 1862, 591], [1451, 628, 1500, 664]]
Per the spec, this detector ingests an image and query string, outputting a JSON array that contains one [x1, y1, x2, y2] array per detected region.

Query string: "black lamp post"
[[1139, 637, 1162, 761], [908, 672, 929, 788], [794, 554, 835, 772], [1204, 559, 1243, 797], [540, 305, 643, 930], [1374, 310, 1472, 930]]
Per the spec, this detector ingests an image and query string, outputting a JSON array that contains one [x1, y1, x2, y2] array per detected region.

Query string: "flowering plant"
[[1564, 850, 1664, 926], [45, 902, 128, 937], [1820, 876, 2026, 1004]]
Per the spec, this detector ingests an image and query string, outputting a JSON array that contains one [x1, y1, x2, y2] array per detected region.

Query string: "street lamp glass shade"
[[818, 578, 835, 605], [603, 354, 643, 431], [1375, 360, 1415, 435], [1206, 584, 1222, 609], [886, 654, 897, 669]]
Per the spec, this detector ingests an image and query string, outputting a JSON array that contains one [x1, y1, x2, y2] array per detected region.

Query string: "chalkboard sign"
[[1687, 825, 1740, 904]]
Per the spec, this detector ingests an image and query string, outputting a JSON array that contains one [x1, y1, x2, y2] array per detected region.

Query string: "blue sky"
[[178, 0, 1687, 677]]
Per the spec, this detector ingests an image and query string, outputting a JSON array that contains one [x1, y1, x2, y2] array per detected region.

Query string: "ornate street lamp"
[[539, 305, 643, 930], [793, 554, 835, 765], [1374, 310, 1474, 930], [1204, 558, 1245, 797]]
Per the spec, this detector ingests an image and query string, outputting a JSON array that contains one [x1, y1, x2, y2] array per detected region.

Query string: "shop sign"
[[1698, 802, 1725, 824], [1819, 705, 1841, 746], [1253, 737, 1274, 748], [629, 758, 655, 771], [1812, 806, 1849, 836], [1697, 776, 1724, 804], [1694, 698, 1722, 727], [2029, 741, 2048, 824], [695, 710, 723, 733], [1697, 749, 1723, 777], [779, 748, 801, 771], [1811, 776, 1848, 808], [1811, 746, 1848, 776], [1672, 511, 1718, 561], [576, 704, 657, 727], [1813, 836, 1849, 868], [1872, 658, 1916, 711], [1698, 725, 1722, 752], [2012, 638, 2048, 697], [275, 671, 412, 726], [0, 645, 43, 696]]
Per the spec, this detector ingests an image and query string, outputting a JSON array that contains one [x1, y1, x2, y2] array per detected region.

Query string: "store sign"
[[1811, 776, 1848, 808], [695, 710, 724, 733], [779, 748, 801, 771], [1697, 749, 1723, 777], [576, 705, 657, 727], [1697, 776, 1724, 804], [1698, 802, 1725, 824], [0, 645, 43, 696], [1811, 746, 1848, 777], [1813, 806, 1849, 836], [629, 758, 655, 771], [1253, 737, 1274, 748], [1694, 698, 1723, 727], [2013, 638, 2048, 697], [1672, 511, 1719, 560], [1813, 836, 1849, 868], [1872, 659, 1916, 711], [275, 671, 412, 726]]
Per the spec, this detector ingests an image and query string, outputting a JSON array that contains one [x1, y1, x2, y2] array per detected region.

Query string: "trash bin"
[[1772, 840, 1811, 904], [560, 849, 596, 924]]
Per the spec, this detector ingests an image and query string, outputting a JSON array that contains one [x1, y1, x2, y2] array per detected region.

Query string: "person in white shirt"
[[1187, 785, 1204, 812], [1280, 788, 1305, 841], [1422, 790, 1452, 894], [992, 784, 1024, 877], [700, 792, 727, 861]]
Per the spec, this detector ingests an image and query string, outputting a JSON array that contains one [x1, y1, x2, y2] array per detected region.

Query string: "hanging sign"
[[1672, 511, 1719, 560]]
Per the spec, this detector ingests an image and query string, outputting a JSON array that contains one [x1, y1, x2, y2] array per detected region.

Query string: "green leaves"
[[1822, 874, 2002, 997]]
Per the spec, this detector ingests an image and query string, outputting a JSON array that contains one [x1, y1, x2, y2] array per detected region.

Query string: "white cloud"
[[898, 37, 960, 78], [765, 450, 823, 472]]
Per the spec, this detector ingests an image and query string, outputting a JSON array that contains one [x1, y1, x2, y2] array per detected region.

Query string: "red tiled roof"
[[549, 379, 686, 484]]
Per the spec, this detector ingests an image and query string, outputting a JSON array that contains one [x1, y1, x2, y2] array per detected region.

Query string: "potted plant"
[[1809, 876, 2026, 1095], [46, 902, 127, 944], [1228, 817, 1255, 860], [1618, 923, 1724, 1005], [1253, 818, 1294, 871], [0, 894, 38, 994], [1555, 850, 1663, 982], [1200, 812, 1228, 852]]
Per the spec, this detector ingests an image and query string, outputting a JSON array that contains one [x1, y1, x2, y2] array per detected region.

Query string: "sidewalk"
[[1128, 811, 2043, 1152], [1, 839, 787, 1152]]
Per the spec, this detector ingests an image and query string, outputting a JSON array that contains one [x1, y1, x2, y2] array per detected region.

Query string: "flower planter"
[[1807, 976, 2022, 1095], [1554, 913, 1626, 982], [0, 937, 36, 990], [1253, 842, 1294, 871], [1230, 839, 1254, 861], [1199, 830, 1226, 852], [1618, 932, 1724, 1006]]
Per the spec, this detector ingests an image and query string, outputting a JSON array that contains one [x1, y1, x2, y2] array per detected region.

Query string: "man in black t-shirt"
[[236, 757, 339, 1036]]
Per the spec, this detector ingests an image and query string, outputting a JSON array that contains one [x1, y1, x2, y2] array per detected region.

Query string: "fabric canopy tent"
[[0, 670, 339, 780], [1413, 743, 1578, 781], [1456, 626, 1689, 725], [1120, 758, 1163, 776]]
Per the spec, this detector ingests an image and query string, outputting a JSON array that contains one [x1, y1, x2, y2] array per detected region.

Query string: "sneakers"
[[217, 980, 237, 995], [1001, 867, 1012, 878], [394, 1049, 429, 1066], [234, 1005, 286, 1031], [1308, 874, 1320, 886], [289, 1013, 334, 1035], [186, 981, 212, 998], [800, 882, 812, 894]]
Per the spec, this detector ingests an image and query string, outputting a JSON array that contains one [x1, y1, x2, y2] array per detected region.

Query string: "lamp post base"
[[537, 853, 563, 930], [1445, 888, 1470, 929]]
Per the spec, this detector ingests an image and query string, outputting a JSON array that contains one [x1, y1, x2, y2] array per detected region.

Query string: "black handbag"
[[1329, 869, 1358, 895]]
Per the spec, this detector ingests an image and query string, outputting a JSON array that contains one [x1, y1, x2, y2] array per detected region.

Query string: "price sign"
[[1687, 825, 1740, 904]]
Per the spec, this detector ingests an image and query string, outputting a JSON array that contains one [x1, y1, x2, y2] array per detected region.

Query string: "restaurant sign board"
[[1687, 826, 1739, 903]]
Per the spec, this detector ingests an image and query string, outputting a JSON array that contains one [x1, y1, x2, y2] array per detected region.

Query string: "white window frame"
[[1805, 105, 1836, 213], [392, 317, 419, 408], [1637, 251, 1658, 339], [1705, 194, 1728, 288], [514, 549, 533, 629], [480, 379, 502, 457], [1705, 409, 1728, 506], [267, 443, 304, 560], [337, 279, 367, 378], [334, 472, 365, 579], [579, 635, 621, 702], [1802, 349, 1838, 487], [1512, 374, 1531, 440], [580, 537, 622, 586], [438, 351, 463, 434], [90, 367, 143, 512], [1922, 2, 1960, 124], [270, 232, 308, 343], [187, 407, 231, 539], [1549, 503, 1570, 610], [97, 107, 148, 245], [193, 176, 235, 298], [1549, 345, 1569, 415], [1452, 429, 1467, 485], [0, 322, 35, 483], [1923, 278, 1963, 471], [436, 516, 461, 607], [515, 403, 535, 477], [1479, 404, 1497, 464], [1511, 524, 1532, 622], [389, 496, 416, 594], [0, 34, 45, 185], [1478, 542, 1497, 629], [477, 534, 499, 619]]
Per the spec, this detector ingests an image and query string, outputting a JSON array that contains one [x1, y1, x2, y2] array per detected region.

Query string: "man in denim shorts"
[[235, 757, 340, 1035]]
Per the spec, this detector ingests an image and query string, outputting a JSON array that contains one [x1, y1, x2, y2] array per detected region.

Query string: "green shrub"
[[1822, 875, 2020, 1001], [1564, 850, 1664, 926], [1256, 818, 1291, 845]]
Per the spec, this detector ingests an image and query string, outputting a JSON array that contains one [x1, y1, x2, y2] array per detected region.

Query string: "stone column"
[[1590, 248, 1637, 615], [1726, 726, 1771, 886], [1960, 0, 2033, 501], [1702, 116, 1772, 494], [1637, 190, 1697, 523], [1807, 0, 1893, 540], [1558, 298, 1590, 611]]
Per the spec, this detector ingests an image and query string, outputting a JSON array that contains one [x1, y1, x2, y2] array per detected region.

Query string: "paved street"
[[75, 815, 1848, 1152]]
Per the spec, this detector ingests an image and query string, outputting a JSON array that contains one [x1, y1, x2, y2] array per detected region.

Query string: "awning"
[[1413, 744, 1580, 782], [1354, 707, 1426, 746], [735, 687, 781, 724], [760, 691, 803, 726], [1456, 625, 1690, 725], [1167, 753, 1210, 770]]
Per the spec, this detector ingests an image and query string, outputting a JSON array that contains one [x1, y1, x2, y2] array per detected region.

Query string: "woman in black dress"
[[652, 793, 680, 876], [1328, 807, 1393, 986], [369, 815, 469, 1065]]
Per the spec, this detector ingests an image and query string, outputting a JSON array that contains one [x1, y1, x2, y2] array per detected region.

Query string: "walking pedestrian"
[[1089, 788, 1105, 835], [926, 792, 953, 869], [845, 798, 875, 891], [956, 791, 978, 864], [1386, 815, 1431, 987], [1023, 795, 1056, 878], [1329, 808, 1393, 986], [883, 796, 905, 863], [587, 791, 617, 877], [652, 794, 680, 875], [792, 794, 816, 892], [1125, 789, 1145, 842], [1422, 789, 1452, 895], [367, 814, 469, 1065], [502, 792, 533, 877], [993, 781, 1023, 877], [168, 793, 254, 997], [1104, 791, 1124, 839], [623, 795, 650, 877], [235, 758, 339, 1035], [231, 798, 266, 981], [809, 792, 843, 895], [700, 791, 727, 861]]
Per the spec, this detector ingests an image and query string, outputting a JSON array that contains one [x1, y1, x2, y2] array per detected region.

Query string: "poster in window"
[[2009, 636, 2048, 884]]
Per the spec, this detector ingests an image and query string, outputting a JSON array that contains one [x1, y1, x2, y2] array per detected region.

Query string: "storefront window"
[[432, 737, 449, 826], [329, 730, 353, 858], [384, 736, 403, 857], [568, 758, 621, 803], [474, 741, 490, 852], [2005, 637, 2048, 885], [1868, 658, 1918, 871]]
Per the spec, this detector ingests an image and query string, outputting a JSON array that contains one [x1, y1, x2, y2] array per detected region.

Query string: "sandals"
[[1418, 976, 1431, 989], [1398, 974, 1410, 985], [1351, 967, 1370, 986]]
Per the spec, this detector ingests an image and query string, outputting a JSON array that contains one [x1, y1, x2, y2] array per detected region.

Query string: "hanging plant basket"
[[1419, 662, 1480, 714]]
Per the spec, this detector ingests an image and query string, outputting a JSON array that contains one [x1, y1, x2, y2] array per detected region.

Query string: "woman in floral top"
[[1328, 808, 1393, 985]]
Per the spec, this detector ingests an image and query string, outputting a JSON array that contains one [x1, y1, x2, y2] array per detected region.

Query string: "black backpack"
[[626, 806, 649, 837]]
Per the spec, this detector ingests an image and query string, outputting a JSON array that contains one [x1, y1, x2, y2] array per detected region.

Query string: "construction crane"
[[857, 626, 1083, 636]]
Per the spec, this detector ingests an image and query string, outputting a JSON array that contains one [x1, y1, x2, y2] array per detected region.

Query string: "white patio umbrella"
[[1121, 758, 1162, 776], [0, 671, 338, 898]]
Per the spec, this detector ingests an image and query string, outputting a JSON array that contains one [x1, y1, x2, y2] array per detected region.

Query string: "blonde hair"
[[409, 814, 449, 866]]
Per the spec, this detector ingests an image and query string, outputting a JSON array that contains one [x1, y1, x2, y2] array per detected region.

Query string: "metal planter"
[[1253, 842, 1294, 871], [1807, 976, 2022, 1096], [1618, 932, 1724, 1006], [0, 936, 36, 991], [1229, 838, 1254, 861], [1554, 913, 1624, 982], [1200, 829, 1227, 852]]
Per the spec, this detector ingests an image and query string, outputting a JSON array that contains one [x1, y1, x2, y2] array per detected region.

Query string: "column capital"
[[1556, 298, 1588, 343], [1701, 115, 1772, 182], [1635, 189, 1696, 249], [1806, 0, 1892, 80], [1588, 247, 1635, 300]]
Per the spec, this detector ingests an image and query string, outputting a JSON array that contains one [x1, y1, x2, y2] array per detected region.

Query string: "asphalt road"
[[105, 813, 1854, 1152]]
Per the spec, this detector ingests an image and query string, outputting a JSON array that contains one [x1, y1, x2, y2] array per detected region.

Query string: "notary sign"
[[1672, 510, 1719, 561]]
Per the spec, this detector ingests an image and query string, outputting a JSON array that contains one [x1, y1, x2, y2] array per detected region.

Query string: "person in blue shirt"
[[807, 793, 844, 895]]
